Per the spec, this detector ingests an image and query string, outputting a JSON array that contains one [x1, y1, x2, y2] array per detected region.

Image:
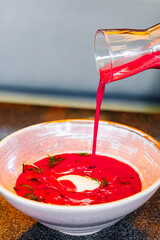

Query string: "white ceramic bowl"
[[0, 120, 160, 236]]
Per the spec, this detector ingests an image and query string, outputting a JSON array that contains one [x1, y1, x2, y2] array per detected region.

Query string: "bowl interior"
[[0, 120, 160, 194]]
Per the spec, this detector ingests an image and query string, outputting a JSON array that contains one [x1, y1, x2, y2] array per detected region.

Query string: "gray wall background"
[[0, 0, 160, 107]]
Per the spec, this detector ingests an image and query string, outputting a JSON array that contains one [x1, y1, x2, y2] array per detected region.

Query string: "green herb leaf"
[[24, 193, 30, 197], [101, 177, 109, 188], [23, 164, 44, 174], [29, 195, 38, 201], [24, 192, 41, 202], [22, 163, 25, 173], [77, 153, 89, 156], [47, 155, 64, 167], [91, 177, 100, 184], [118, 178, 131, 185], [30, 177, 39, 182], [19, 184, 34, 192], [15, 184, 42, 202]]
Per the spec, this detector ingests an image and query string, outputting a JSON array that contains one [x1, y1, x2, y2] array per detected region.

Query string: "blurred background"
[[0, 0, 160, 112]]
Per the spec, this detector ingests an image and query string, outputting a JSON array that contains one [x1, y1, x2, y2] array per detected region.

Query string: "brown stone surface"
[[0, 102, 159, 239], [0, 194, 36, 240]]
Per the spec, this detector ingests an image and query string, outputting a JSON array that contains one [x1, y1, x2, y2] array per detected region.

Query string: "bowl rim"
[[0, 119, 160, 211]]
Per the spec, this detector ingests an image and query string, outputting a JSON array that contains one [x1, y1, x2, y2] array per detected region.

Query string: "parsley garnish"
[[118, 178, 131, 185], [91, 177, 100, 184], [15, 184, 41, 202], [77, 153, 89, 156], [30, 177, 39, 182], [23, 164, 44, 174], [22, 163, 25, 173], [101, 177, 109, 188], [47, 155, 64, 167], [19, 184, 34, 192], [14, 184, 34, 193], [24, 193, 40, 201]]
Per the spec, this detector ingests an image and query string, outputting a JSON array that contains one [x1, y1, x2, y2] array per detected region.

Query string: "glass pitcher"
[[94, 23, 160, 83]]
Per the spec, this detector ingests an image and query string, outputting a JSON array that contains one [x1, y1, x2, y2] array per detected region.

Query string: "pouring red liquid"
[[92, 23, 160, 167], [91, 50, 160, 167], [14, 24, 160, 205]]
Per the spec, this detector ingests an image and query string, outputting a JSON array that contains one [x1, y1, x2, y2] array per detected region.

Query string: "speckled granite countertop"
[[0, 103, 159, 240]]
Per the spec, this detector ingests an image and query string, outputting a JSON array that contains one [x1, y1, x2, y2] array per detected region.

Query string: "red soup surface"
[[14, 153, 142, 206]]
